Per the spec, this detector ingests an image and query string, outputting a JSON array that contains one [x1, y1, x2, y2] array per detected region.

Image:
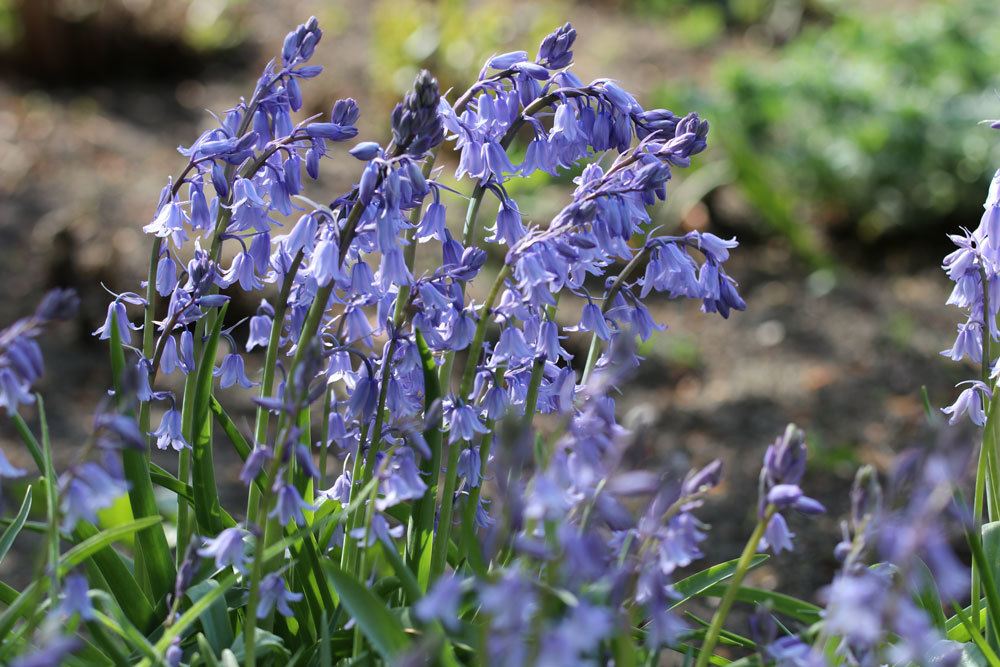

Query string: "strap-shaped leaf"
[[110, 317, 175, 603], [0, 486, 31, 566], [696, 584, 823, 624], [324, 562, 411, 660], [672, 555, 769, 606], [60, 516, 164, 573], [406, 329, 443, 590], [190, 303, 229, 535], [187, 579, 235, 654]]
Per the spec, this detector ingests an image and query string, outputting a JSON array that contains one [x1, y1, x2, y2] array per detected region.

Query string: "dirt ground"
[[0, 0, 975, 606]]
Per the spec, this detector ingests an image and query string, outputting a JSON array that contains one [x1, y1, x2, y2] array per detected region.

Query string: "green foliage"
[[658, 0, 1000, 258]]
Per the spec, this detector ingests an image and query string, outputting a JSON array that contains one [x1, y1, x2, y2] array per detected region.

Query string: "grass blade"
[[0, 486, 31, 566]]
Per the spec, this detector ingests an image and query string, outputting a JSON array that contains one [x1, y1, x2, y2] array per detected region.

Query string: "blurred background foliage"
[[655, 0, 1000, 265], [2, 0, 999, 268]]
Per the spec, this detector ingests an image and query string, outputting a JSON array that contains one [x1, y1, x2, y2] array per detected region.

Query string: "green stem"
[[339, 426, 370, 573], [37, 396, 59, 608], [430, 431, 462, 581], [243, 406, 305, 667], [319, 387, 332, 490], [523, 357, 546, 467], [247, 251, 305, 526], [974, 264, 996, 628], [430, 265, 512, 576], [695, 506, 775, 667], [581, 244, 652, 384], [458, 265, 512, 399]]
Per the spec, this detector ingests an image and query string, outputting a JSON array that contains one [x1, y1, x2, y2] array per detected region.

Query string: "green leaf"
[[697, 584, 823, 624], [149, 463, 193, 502], [191, 302, 228, 535], [969, 523, 1000, 648], [209, 397, 258, 485], [949, 604, 989, 642], [0, 486, 31, 566], [196, 633, 222, 667], [380, 538, 421, 605], [60, 516, 163, 573], [70, 521, 156, 631], [110, 315, 175, 603], [8, 413, 43, 471], [952, 604, 1000, 666], [406, 329, 443, 590], [229, 628, 290, 663], [672, 556, 769, 606], [324, 562, 411, 660], [911, 556, 948, 631], [187, 579, 235, 654], [668, 643, 731, 666], [983, 522, 1000, 651]]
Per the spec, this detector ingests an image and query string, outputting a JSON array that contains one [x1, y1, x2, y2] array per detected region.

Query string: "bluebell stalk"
[[696, 425, 823, 667]]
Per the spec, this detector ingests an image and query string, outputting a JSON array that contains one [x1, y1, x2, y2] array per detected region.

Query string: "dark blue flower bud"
[[349, 141, 382, 161], [537, 22, 576, 69]]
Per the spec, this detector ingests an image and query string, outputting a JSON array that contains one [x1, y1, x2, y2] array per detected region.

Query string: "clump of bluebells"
[[0, 17, 993, 667]]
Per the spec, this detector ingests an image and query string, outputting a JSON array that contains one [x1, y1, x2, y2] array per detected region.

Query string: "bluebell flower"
[[256, 573, 303, 619], [150, 406, 188, 451], [0, 448, 26, 479], [390, 70, 444, 156], [220, 252, 262, 292], [270, 481, 316, 527], [246, 305, 273, 352], [198, 527, 249, 573], [59, 460, 129, 531], [757, 425, 823, 554], [942, 380, 990, 426], [189, 181, 211, 230], [489, 199, 526, 246], [178, 330, 195, 373], [240, 446, 272, 486], [155, 254, 178, 297], [574, 302, 613, 340], [143, 200, 188, 247], [93, 300, 140, 345], [59, 573, 94, 620], [457, 446, 482, 488], [93, 412, 144, 450], [414, 574, 462, 630], [214, 353, 257, 389], [349, 141, 381, 161], [377, 447, 427, 510], [323, 468, 353, 504], [349, 512, 404, 547], [766, 483, 825, 515], [761, 512, 795, 554], [445, 400, 489, 443], [10, 636, 81, 667]]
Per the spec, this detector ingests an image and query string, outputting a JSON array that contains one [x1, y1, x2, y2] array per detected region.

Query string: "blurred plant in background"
[[657, 0, 1000, 264]]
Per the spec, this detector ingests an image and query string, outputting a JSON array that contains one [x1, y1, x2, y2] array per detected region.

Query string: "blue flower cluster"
[[0, 288, 77, 415], [86, 15, 745, 655], [942, 167, 1000, 424]]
